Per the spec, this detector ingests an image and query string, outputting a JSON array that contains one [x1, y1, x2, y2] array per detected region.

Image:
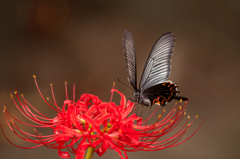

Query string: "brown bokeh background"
[[0, 0, 239, 159]]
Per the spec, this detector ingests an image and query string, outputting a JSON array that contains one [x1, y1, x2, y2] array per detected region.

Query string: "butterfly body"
[[122, 30, 188, 107], [132, 90, 151, 107]]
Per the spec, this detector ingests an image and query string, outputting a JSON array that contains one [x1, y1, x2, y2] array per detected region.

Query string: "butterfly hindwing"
[[143, 81, 188, 106]]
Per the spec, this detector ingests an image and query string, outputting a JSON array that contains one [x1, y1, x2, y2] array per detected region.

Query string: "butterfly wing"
[[122, 30, 137, 90], [139, 32, 175, 94], [142, 82, 188, 106]]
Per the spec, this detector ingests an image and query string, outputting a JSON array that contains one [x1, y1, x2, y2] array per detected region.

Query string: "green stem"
[[85, 147, 95, 159]]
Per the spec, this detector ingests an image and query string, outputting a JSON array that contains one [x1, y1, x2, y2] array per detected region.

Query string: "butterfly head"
[[132, 91, 140, 102], [133, 91, 152, 107]]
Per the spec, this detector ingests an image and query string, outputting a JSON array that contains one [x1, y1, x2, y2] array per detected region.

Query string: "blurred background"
[[0, 0, 239, 159]]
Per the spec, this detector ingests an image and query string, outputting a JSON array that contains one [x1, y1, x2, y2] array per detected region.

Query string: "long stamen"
[[109, 82, 115, 102], [50, 83, 59, 109], [73, 83, 75, 103], [33, 76, 59, 112], [65, 81, 68, 100]]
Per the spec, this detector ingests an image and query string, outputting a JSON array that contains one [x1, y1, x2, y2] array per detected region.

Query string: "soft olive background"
[[0, 0, 239, 159]]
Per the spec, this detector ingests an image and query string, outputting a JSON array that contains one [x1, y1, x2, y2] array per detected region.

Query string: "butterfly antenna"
[[117, 78, 134, 91]]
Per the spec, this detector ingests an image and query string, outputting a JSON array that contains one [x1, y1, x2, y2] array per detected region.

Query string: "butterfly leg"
[[135, 103, 145, 117], [139, 106, 144, 117], [127, 98, 136, 102]]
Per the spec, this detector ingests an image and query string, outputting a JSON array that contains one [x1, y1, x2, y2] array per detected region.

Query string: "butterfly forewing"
[[122, 30, 137, 90], [139, 32, 175, 93]]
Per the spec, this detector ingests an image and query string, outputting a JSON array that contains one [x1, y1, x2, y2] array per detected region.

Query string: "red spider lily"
[[1, 76, 205, 159]]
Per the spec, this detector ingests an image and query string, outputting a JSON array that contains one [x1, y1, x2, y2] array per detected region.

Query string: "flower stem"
[[85, 147, 94, 159]]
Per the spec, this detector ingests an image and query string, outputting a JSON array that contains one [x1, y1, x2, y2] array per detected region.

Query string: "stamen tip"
[[21, 94, 24, 97], [33, 75, 36, 78], [180, 99, 182, 103], [50, 83, 52, 87], [188, 115, 190, 119], [158, 114, 162, 119], [10, 93, 13, 99], [196, 115, 198, 118], [179, 106, 182, 109], [14, 91, 17, 94], [47, 97, 49, 100], [163, 109, 166, 113], [3, 106, 6, 110]]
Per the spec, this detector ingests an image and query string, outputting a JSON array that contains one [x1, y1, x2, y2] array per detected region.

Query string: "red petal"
[[58, 150, 70, 158]]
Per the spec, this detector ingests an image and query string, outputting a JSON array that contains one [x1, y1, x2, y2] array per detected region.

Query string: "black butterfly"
[[122, 30, 188, 107]]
